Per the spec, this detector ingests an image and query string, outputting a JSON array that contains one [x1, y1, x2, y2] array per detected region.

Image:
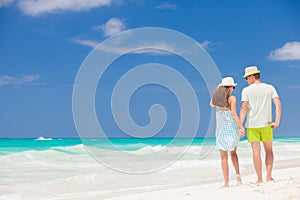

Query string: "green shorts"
[[246, 126, 273, 142]]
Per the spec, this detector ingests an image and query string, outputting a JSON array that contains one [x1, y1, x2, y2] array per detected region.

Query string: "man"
[[240, 66, 282, 184]]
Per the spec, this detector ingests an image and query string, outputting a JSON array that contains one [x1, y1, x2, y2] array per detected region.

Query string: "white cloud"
[[0, 0, 15, 7], [98, 41, 176, 55], [155, 2, 179, 10], [268, 41, 300, 61], [0, 75, 40, 86], [71, 37, 99, 48], [73, 35, 215, 56], [198, 40, 215, 50], [16, 0, 112, 16], [95, 17, 126, 37], [72, 36, 174, 55]]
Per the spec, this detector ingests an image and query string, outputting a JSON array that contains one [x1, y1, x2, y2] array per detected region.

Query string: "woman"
[[210, 77, 244, 188]]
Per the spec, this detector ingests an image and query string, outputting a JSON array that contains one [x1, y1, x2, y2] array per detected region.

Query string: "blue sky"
[[0, 0, 299, 138]]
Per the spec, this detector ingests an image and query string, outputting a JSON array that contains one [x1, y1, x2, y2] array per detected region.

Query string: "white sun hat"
[[243, 66, 260, 77], [218, 77, 237, 87]]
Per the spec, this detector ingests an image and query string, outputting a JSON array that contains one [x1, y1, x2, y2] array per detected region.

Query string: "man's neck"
[[251, 79, 262, 85], [254, 80, 262, 84]]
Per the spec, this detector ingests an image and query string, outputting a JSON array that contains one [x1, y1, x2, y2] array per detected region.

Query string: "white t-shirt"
[[241, 83, 279, 128]]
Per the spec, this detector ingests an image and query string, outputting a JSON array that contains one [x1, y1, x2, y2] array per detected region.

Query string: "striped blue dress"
[[215, 109, 239, 151]]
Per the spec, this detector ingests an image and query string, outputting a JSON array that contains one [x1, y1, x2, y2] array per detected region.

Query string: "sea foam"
[[0, 137, 299, 199], [35, 136, 53, 141]]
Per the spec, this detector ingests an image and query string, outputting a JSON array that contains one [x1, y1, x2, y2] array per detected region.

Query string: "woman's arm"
[[210, 100, 214, 107], [229, 96, 244, 137]]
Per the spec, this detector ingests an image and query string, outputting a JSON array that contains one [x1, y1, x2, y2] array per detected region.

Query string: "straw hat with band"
[[218, 77, 237, 87], [243, 66, 260, 78]]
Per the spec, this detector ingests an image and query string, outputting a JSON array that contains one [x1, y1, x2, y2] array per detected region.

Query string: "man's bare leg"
[[251, 142, 263, 183], [263, 140, 274, 181]]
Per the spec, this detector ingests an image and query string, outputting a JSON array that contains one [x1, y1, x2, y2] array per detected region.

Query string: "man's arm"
[[239, 101, 248, 138], [271, 97, 282, 130], [240, 101, 248, 125]]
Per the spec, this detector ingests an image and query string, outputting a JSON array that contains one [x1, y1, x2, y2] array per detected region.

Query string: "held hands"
[[238, 127, 245, 138]]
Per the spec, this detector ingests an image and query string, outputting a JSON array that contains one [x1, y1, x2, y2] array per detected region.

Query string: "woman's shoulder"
[[229, 95, 236, 101], [228, 96, 236, 107]]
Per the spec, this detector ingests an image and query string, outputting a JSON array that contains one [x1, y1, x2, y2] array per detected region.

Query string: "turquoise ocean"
[[1, 136, 299, 155], [0, 137, 218, 155], [0, 137, 300, 199]]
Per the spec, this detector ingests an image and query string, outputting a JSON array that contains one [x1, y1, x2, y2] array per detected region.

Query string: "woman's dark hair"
[[211, 86, 231, 107]]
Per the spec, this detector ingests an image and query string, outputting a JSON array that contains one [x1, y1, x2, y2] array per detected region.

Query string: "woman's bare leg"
[[220, 150, 229, 187]]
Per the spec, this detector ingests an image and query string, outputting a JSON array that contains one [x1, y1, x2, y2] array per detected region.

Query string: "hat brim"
[[218, 83, 237, 87], [243, 70, 260, 78]]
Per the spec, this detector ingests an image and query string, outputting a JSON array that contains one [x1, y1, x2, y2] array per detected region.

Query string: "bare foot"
[[220, 184, 229, 189], [220, 182, 229, 188], [249, 180, 263, 186], [267, 177, 275, 182], [236, 174, 242, 185]]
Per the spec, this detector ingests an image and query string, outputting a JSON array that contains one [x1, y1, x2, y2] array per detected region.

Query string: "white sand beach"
[[106, 166, 300, 200], [103, 141, 300, 200]]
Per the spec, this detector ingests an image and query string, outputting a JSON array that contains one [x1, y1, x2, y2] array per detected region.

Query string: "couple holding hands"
[[210, 66, 282, 188]]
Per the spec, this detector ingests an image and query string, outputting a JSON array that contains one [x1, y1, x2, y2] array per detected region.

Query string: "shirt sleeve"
[[271, 85, 279, 99], [241, 88, 248, 102]]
